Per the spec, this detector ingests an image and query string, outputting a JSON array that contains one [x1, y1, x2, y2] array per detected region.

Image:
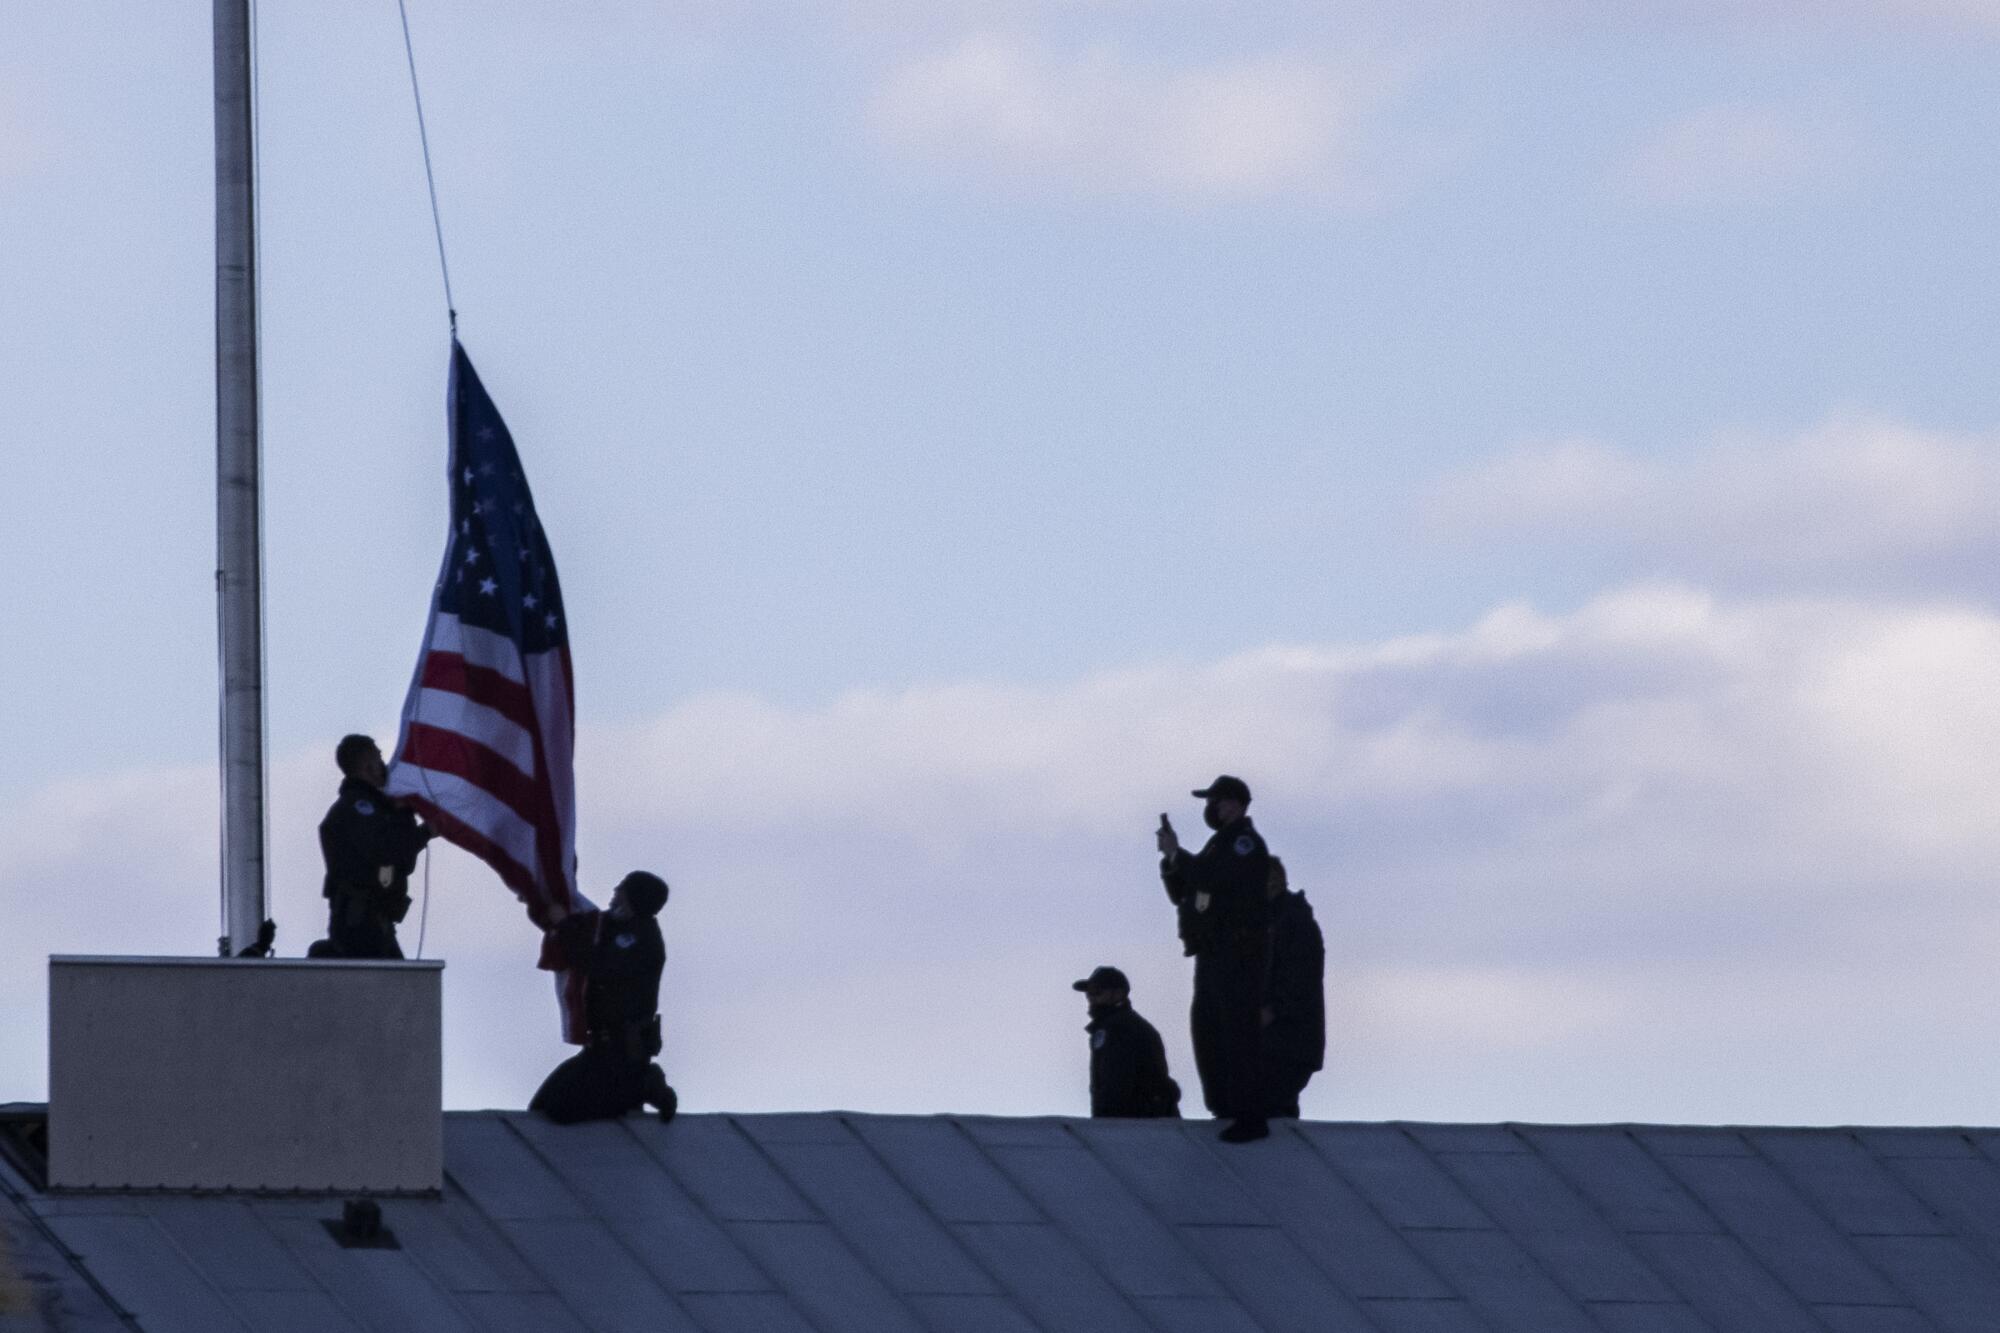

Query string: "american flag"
[[387, 342, 594, 1040]]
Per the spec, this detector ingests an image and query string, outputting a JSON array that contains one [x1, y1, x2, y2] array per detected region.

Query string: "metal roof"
[[6, 1112, 2000, 1331]]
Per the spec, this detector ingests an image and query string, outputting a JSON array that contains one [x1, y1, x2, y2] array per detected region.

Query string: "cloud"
[[1428, 416, 2000, 593], [868, 34, 1420, 204], [6, 583, 2000, 1123], [1619, 102, 1865, 206], [1405, 0, 2000, 36], [830, 0, 2000, 40]]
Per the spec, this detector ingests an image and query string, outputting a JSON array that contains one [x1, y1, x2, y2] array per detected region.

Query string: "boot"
[[1218, 1117, 1268, 1144], [644, 1063, 678, 1124]]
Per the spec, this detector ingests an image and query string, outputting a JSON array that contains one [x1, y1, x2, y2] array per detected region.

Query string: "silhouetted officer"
[[1158, 774, 1271, 1143], [531, 871, 678, 1125], [1074, 966, 1180, 1119], [1261, 858, 1324, 1118], [312, 734, 432, 960]]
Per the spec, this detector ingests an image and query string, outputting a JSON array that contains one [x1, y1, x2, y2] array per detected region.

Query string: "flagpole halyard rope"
[[397, 0, 457, 335]]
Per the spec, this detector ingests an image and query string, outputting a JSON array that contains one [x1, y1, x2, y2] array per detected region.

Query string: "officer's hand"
[[1156, 814, 1180, 859]]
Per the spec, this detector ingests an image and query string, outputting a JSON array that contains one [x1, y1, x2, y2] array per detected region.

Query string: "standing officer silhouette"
[[312, 734, 433, 959], [1260, 857, 1325, 1118], [1158, 774, 1272, 1142]]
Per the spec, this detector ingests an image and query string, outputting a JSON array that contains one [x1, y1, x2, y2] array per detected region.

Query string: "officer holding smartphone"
[[1158, 775, 1272, 1143]]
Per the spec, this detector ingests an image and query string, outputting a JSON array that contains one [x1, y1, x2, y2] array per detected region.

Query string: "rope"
[[392, 3, 460, 953], [416, 841, 433, 959], [398, 0, 452, 957], [396, 0, 458, 334]]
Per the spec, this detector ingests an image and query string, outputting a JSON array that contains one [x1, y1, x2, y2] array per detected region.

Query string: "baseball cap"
[[1071, 965, 1131, 993], [1191, 774, 1251, 804]]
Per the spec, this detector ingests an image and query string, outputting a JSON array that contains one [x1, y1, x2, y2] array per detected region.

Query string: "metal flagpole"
[[214, 0, 269, 955]]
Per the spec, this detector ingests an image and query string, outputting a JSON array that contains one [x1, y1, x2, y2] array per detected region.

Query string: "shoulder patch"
[[352, 799, 376, 816], [1233, 835, 1255, 856], [614, 932, 636, 950]]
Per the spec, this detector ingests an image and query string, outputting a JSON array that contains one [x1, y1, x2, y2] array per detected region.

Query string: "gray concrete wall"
[[47, 957, 442, 1192]]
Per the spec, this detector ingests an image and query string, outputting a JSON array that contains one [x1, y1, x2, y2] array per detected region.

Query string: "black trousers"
[[530, 1045, 651, 1125], [1261, 1058, 1316, 1119], [1189, 947, 1266, 1121], [310, 897, 402, 960]]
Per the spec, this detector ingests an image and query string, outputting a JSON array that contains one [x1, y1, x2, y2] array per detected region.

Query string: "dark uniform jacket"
[[318, 778, 429, 943], [1086, 1003, 1180, 1118], [1265, 889, 1326, 1072], [552, 910, 666, 1059], [1161, 815, 1271, 959]]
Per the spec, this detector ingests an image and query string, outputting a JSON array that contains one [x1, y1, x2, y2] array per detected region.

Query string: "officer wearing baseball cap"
[[1156, 774, 1272, 1142], [1073, 966, 1180, 1119]]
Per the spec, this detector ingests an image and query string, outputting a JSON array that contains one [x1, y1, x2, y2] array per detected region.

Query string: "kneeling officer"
[[532, 871, 678, 1125], [1075, 966, 1180, 1119]]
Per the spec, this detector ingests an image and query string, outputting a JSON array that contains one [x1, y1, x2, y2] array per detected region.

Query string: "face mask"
[[1203, 802, 1225, 830]]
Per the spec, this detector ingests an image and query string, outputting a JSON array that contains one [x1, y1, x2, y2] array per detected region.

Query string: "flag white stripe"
[[425, 612, 528, 685], [407, 687, 537, 777], [523, 647, 576, 897], [384, 765, 541, 874]]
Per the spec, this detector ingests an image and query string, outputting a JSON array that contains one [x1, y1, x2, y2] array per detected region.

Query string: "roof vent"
[[323, 1198, 400, 1249]]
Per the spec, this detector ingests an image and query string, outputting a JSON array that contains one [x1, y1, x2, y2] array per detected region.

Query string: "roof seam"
[[1496, 1124, 1723, 1326], [1629, 1126, 1883, 1325], [127, 1208, 253, 1330], [1740, 1125, 1952, 1317], [1281, 1123, 1480, 1322], [1394, 1121, 1601, 1325], [611, 1116, 814, 1322], [941, 1114, 1157, 1332], [728, 1112, 951, 1333], [495, 1114, 708, 1332], [1061, 1116, 1283, 1330], [0, 1159, 140, 1330], [835, 1111, 1054, 1333]]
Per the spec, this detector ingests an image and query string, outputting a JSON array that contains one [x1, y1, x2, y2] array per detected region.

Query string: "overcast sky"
[[4, 1, 1999, 1123]]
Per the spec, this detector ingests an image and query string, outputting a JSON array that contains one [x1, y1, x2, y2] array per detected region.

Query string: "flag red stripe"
[[401, 794, 544, 912], [560, 967, 589, 1044], [401, 723, 544, 830], [420, 651, 538, 732]]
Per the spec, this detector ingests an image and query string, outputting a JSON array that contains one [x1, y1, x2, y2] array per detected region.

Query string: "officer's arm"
[[387, 810, 432, 874], [539, 912, 591, 973], [320, 807, 376, 886]]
